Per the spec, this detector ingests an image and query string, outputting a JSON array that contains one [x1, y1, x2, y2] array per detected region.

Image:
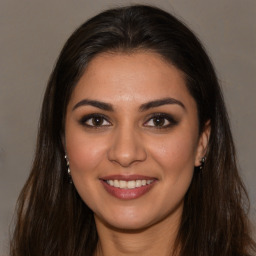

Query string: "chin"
[[103, 217, 154, 232], [95, 206, 164, 232]]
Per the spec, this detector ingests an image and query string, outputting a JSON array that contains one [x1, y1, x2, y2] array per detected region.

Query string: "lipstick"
[[100, 175, 157, 200]]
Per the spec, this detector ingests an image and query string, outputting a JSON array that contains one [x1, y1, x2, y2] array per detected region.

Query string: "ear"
[[194, 120, 211, 167]]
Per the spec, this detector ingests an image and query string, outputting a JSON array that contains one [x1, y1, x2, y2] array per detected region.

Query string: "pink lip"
[[99, 175, 157, 200]]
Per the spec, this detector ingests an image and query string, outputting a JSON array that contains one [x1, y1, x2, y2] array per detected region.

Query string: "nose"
[[107, 126, 147, 167]]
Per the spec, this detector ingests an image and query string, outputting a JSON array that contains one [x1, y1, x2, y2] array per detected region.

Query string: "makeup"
[[100, 175, 157, 200]]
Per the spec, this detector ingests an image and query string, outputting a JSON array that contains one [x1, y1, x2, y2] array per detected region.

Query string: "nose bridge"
[[107, 122, 147, 167]]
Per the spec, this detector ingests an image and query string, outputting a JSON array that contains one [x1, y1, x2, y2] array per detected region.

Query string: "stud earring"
[[199, 156, 206, 170], [65, 155, 72, 184]]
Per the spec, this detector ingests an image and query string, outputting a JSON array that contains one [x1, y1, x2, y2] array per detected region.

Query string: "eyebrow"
[[72, 97, 185, 112], [72, 99, 114, 111], [139, 97, 185, 111]]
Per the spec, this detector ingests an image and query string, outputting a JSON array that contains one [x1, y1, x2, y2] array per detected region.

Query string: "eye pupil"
[[92, 117, 103, 126], [153, 117, 165, 126]]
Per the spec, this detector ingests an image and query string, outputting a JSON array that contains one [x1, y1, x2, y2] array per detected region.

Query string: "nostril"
[[107, 130, 147, 166], [107, 145, 147, 167]]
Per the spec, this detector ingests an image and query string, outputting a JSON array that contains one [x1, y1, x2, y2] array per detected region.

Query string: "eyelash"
[[79, 113, 178, 129], [79, 114, 111, 128], [144, 113, 178, 128]]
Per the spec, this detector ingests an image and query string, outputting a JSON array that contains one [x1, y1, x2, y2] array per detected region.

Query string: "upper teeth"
[[106, 180, 153, 189]]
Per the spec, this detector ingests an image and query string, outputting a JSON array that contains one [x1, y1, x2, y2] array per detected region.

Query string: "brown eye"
[[80, 114, 111, 127], [91, 116, 104, 126], [152, 116, 166, 127], [144, 113, 178, 128]]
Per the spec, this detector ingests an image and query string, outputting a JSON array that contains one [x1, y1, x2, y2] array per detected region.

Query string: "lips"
[[100, 175, 157, 200]]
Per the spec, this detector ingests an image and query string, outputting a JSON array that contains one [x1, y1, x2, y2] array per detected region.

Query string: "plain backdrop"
[[0, 0, 255, 254]]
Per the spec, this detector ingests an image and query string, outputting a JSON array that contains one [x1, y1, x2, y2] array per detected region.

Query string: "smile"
[[105, 179, 154, 189], [100, 175, 157, 200]]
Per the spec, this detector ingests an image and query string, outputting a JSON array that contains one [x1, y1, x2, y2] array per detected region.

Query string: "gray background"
[[0, 0, 255, 254]]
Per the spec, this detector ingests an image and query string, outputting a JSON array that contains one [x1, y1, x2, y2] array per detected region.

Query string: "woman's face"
[[65, 52, 209, 231]]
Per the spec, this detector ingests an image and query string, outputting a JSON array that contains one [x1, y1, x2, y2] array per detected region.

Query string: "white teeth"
[[127, 180, 136, 189], [114, 180, 119, 188], [119, 180, 126, 188], [106, 179, 153, 189], [136, 180, 142, 187]]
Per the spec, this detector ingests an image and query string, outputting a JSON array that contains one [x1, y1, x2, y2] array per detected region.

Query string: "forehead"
[[68, 51, 196, 111]]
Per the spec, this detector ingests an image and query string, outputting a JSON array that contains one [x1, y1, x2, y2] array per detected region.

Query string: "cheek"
[[65, 129, 109, 207], [65, 127, 107, 177], [148, 129, 198, 179], [147, 131, 197, 210]]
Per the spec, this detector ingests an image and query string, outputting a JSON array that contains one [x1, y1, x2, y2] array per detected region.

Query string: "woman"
[[10, 5, 256, 256]]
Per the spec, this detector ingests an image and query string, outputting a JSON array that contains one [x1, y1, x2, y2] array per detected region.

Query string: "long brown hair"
[[10, 5, 255, 256]]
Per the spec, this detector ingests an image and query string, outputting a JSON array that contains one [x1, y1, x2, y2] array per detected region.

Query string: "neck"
[[94, 209, 182, 256]]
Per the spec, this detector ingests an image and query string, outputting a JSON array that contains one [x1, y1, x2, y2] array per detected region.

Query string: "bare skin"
[[65, 52, 210, 256], [94, 203, 182, 256]]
